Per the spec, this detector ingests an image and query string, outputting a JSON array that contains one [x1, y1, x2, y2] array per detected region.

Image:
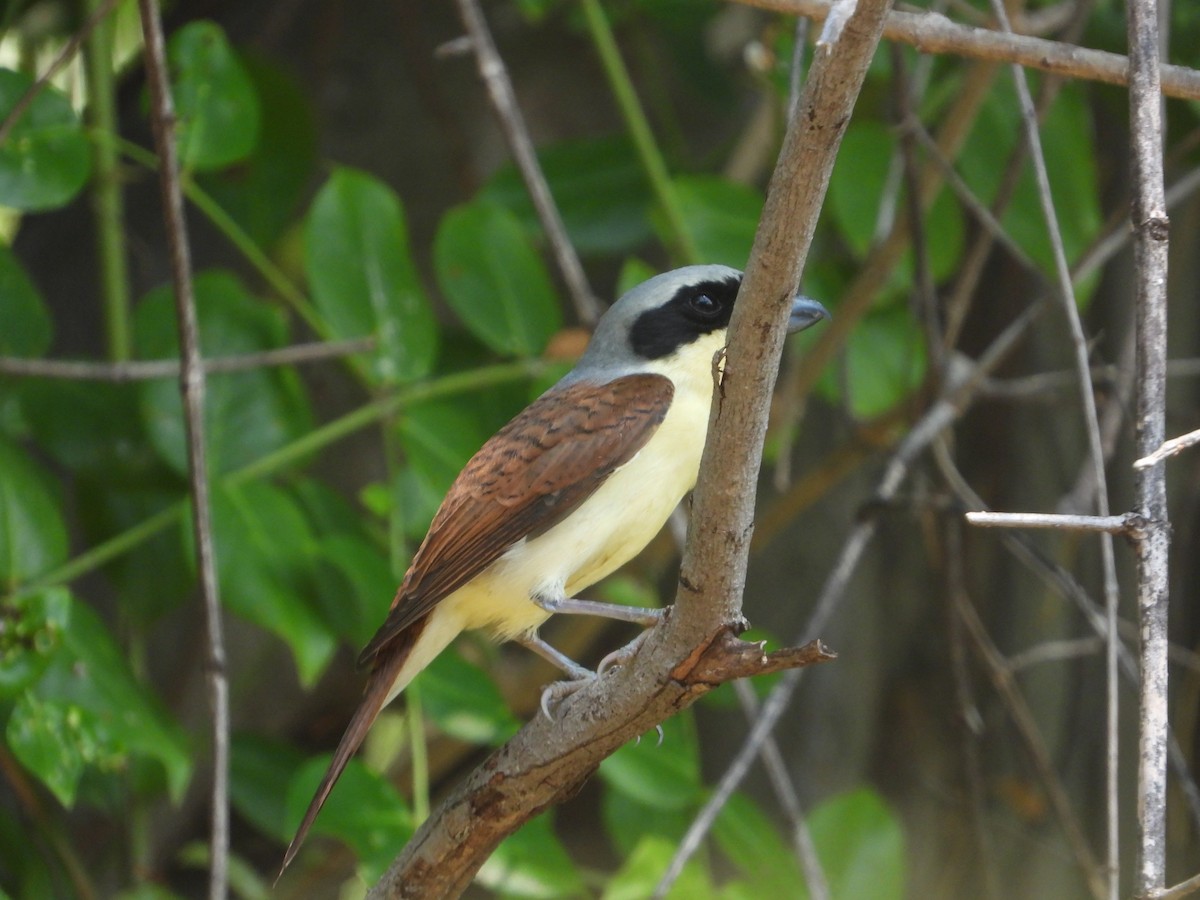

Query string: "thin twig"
[[732, 681, 830, 900], [948, 530, 1107, 899], [451, 0, 601, 325], [0, 0, 123, 146], [903, 117, 1038, 275], [1008, 637, 1105, 673], [965, 511, 1137, 534], [1127, 0, 1172, 888], [1152, 872, 1200, 900], [0, 337, 376, 381], [658, 302, 1045, 896], [984, 1, 1122, 892], [934, 447, 1200, 831], [135, 3, 229, 898], [739, 0, 1200, 100], [1134, 426, 1200, 470]]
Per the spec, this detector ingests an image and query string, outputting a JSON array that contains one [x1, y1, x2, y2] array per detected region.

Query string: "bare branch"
[[948, 527, 1107, 899], [368, 630, 833, 899], [661, 300, 1045, 892], [740, 0, 1200, 100], [369, 0, 891, 893], [450, 0, 601, 325], [1127, 0, 1173, 888], [733, 680, 829, 900], [1151, 872, 1200, 900], [135, 3, 229, 898], [981, 0, 1122, 889], [965, 511, 1138, 535], [1134, 426, 1200, 470], [0, 337, 376, 381]]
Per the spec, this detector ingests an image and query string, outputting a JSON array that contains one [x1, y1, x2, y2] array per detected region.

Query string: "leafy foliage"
[[0, 68, 91, 210], [0, 0, 1144, 895]]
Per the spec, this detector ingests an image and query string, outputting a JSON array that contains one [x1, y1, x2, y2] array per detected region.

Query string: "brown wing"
[[357, 373, 674, 667]]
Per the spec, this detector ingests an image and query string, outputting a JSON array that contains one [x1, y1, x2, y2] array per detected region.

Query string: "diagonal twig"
[[0, 0, 124, 146], [450, 0, 601, 325], [135, 3, 229, 898], [983, 1, 1122, 892], [1135, 426, 1200, 470], [658, 298, 1046, 895]]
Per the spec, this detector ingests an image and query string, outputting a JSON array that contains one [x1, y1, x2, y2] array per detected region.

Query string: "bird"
[[279, 264, 828, 873]]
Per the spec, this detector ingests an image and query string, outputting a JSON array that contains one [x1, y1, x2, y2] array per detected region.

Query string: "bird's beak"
[[788, 295, 831, 334]]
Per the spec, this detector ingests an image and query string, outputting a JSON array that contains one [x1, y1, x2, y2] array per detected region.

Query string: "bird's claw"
[[540, 673, 596, 720], [597, 628, 651, 676]]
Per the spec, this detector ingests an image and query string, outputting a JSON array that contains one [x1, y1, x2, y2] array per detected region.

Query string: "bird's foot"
[[540, 672, 597, 721], [597, 627, 652, 675]]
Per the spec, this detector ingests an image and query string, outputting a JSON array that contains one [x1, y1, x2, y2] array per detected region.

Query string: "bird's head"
[[571, 265, 829, 387]]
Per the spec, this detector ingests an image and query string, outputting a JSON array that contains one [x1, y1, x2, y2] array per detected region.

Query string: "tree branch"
[[0, 337, 375, 381], [451, 0, 601, 325], [1127, 0, 1172, 888], [740, 0, 1200, 100], [369, 628, 833, 898], [368, 0, 891, 894], [135, 4, 230, 898]]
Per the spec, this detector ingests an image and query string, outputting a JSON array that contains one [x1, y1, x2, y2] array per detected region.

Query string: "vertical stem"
[[579, 0, 700, 264], [453, 0, 601, 325], [84, 0, 132, 362], [1128, 0, 1171, 892], [136, 3, 230, 898]]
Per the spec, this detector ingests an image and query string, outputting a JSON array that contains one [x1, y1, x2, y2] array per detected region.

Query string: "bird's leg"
[[532, 594, 664, 627], [522, 593, 666, 719], [515, 632, 594, 681]]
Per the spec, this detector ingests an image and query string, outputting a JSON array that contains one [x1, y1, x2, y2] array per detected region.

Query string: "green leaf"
[[312, 533, 394, 646], [615, 258, 658, 298], [599, 714, 702, 811], [476, 814, 585, 898], [808, 787, 905, 900], [135, 269, 314, 476], [284, 754, 412, 881], [658, 176, 763, 268], [0, 587, 70, 697], [601, 789, 694, 857], [20, 380, 151, 478], [0, 437, 68, 588], [6, 692, 95, 806], [398, 399, 491, 498], [19, 595, 191, 804], [829, 121, 892, 260], [177, 843, 268, 900], [412, 650, 520, 745], [305, 167, 436, 383], [958, 82, 1100, 301], [230, 732, 307, 841], [434, 201, 562, 357], [481, 136, 654, 255], [166, 21, 260, 171], [209, 482, 336, 686], [199, 55, 317, 247], [604, 835, 717, 900], [820, 306, 926, 419], [0, 246, 51, 356], [713, 792, 805, 895], [0, 68, 91, 210], [86, 486, 193, 627]]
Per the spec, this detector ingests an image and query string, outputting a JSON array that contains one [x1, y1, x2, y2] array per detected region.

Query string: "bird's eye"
[[688, 292, 720, 317]]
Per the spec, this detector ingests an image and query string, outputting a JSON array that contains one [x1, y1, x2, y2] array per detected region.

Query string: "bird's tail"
[[277, 615, 428, 880]]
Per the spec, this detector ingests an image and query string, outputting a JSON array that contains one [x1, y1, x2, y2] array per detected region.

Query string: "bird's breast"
[[444, 381, 712, 641]]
